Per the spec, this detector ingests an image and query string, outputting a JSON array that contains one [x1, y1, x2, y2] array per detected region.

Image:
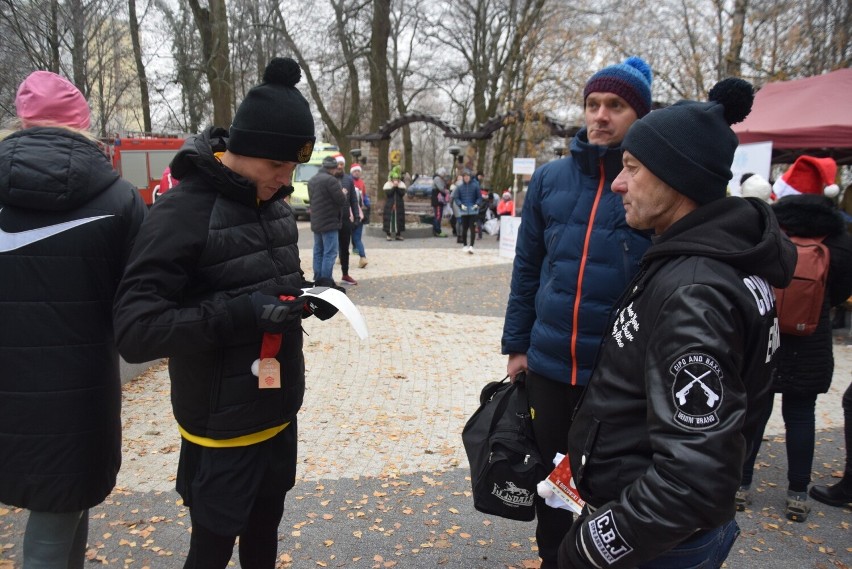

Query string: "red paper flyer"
[[543, 454, 586, 515]]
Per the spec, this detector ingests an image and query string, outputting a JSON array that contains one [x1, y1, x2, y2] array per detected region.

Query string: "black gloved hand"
[[303, 295, 339, 321], [250, 287, 305, 333]]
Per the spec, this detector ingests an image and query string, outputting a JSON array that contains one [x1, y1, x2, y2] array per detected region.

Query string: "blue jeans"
[[312, 230, 339, 281], [637, 520, 740, 569], [351, 223, 366, 257]]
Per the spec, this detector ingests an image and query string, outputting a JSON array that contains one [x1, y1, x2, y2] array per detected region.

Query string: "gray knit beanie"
[[622, 78, 754, 205]]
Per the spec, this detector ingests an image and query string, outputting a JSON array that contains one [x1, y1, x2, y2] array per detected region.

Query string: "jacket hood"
[[0, 126, 120, 211], [645, 197, 796, 288], [772, 193, 846, 239], [170, 127, 291, 206]]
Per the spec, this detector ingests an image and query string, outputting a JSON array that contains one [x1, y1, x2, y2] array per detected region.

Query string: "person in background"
[[431, 167, 450, 237], [333, 154, 359, 285], [309, 155, 348, 283], [350, 163, 368, 268], [737, 157, 852, 522], [0, 70, 146, 568], [497, 190, 515, 217], [453, 168, 482, 253], [154, 165, 180, 202], [501, 56, 654, 569], [113, 58, 340, 569], [382, 167, 406, 240], [809, 381, 852, 507], [560, 78, 797, 569]]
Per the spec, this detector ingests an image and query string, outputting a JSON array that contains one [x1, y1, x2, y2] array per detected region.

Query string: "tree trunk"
[[67, 0, 87, 95], [48, 0, 60, 71], [187, 0, 233, 128], [370, 0, 391, 183], [128, 0, 151, 132], [724, 0, 748, 77]]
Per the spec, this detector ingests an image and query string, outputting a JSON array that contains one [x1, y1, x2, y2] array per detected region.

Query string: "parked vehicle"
[[289, 142, 340, 220], [406, 175, 433, 198], [101, 133, 185, 205]]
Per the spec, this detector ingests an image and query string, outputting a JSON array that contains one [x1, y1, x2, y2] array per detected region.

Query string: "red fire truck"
[[102, 133, 185, 205]]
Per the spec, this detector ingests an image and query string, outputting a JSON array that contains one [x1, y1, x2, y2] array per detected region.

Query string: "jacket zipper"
[[569, 160, 606, 385]]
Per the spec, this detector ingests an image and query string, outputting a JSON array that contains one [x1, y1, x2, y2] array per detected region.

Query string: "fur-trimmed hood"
[[771, 193, 846, 238]]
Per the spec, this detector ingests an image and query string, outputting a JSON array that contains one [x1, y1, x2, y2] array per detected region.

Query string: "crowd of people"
[[1, 54, 850, 569]]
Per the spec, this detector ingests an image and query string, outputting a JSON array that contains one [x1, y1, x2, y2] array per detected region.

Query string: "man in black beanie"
[[114, 58, 342, 569], [558, 79, 798, 569]]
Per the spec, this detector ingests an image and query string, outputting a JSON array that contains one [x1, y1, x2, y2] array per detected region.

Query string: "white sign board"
[[729, 142, 773, 196], [499, 216, 522, 259], [513, 158, 536, 176]]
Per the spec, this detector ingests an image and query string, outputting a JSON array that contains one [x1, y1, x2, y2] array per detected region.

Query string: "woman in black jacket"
[[738, 193, 852, 522], [0, 71, 146, 567]]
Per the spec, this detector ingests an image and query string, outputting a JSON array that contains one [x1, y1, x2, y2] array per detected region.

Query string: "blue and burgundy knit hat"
[[583, 56, 653, 118]]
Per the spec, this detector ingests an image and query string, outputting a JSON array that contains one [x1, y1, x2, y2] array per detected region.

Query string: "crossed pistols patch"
[[670, 352, 724, 430]]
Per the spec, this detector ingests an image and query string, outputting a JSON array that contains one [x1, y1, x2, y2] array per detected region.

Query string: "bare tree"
[[369, 0, 391, 182], [128, 0, 151, 131], [187, 0, 233, 127], [273, 0, 366, 156]]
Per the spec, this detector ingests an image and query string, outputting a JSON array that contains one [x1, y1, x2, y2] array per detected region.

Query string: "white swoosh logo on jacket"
[[0, 208, 114, 252]]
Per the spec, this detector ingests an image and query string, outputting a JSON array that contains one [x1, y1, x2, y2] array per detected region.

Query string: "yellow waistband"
[[177, 422, 289, 448]]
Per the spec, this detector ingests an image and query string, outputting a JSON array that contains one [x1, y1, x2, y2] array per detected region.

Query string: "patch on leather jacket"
[[588, 509, 633, 564], [670, 352, 724, 430]]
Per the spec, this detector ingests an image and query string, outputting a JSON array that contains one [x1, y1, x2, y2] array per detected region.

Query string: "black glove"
[[250, 287, 305, 333], [303, 295, 338, 321]]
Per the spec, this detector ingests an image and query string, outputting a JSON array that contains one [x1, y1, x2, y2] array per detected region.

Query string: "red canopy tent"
[[734, 68, 852, 165]]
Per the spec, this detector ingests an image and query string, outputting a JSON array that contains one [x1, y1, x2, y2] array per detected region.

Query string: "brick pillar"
[[359, 142, 382, 213]]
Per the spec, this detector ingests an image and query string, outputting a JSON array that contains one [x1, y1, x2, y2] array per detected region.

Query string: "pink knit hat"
[[15, 71, 91, 130]]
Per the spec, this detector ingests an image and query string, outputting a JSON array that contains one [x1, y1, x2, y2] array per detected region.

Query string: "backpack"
[[774, 235, 830, 336], [461, 375, 545, 521]]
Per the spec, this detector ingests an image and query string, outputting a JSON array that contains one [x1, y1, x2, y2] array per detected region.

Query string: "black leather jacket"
[[560, 197, 796, 569]]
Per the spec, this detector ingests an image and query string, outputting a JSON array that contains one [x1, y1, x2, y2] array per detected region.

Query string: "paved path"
[[2, 221, 850, 568]]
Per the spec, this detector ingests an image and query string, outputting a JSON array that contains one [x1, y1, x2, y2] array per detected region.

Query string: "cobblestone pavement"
[[1, 221, 850, 568]]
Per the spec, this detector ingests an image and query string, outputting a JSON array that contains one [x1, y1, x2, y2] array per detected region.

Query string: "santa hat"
[[502, 191, 512, 200], [334, 154, 345, 167], [350, 163, 361, 173], [773, 156, 840, 200]]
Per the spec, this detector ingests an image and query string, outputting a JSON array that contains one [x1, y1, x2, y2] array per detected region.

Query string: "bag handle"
[[486, 373, 527, 433]]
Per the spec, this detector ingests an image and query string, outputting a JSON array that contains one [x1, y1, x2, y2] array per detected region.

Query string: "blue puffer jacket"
[[453, 180, 482, 216], [502, 128, 651, 386]]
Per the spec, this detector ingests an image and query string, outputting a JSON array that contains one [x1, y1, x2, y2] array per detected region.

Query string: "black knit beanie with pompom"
[[622, 78, 754, 204], [228, 57, 316, 163]]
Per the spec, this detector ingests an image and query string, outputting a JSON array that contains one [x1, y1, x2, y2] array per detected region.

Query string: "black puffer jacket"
[[771, 194, 852, 395], [561, 197, 796, 569], [113, 127, 305, 440], [0, 126, 146, 512]]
